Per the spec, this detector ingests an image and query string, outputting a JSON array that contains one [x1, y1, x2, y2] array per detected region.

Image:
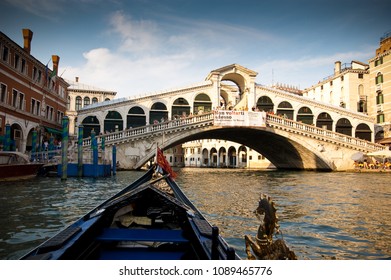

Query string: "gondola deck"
[[21, 166, 239, 260]]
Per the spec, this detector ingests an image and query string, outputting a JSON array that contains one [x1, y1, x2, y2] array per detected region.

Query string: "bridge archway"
[[127, 106, 146, 128], [297, 106, 314, 124], [220, 80, 241, 109], [172, 98, 190, 119], [256, 96, 274, 112], [150, 102, 168, 124], [276, 101, 294, 119], [104, 111, 123, 132], [82, 115, 100, 137], [316, 112, 333, 130], [336, 118, 352, 136], [155, 125, 333, 171], [355, 123, 372, 141], [193, 93, 212, 115]]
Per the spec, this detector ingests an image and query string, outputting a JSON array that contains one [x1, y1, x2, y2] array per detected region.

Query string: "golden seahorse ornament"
[[244, 194, 297, 260]]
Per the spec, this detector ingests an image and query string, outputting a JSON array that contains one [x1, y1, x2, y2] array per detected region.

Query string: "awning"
[[44, 126, 62, 136], [377, 137, 391, 144]]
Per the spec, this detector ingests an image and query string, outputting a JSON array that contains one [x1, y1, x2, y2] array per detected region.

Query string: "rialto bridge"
[[75, 64, 386, 171]]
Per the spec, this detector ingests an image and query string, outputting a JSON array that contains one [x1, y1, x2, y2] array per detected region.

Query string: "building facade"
[[368, 31, 391, 143], [66, 77, 116, 136], [302, 32, 391, 146], [181, 139, 274, 169], [0, 29, 68, 153], [302, 60, 370, 114]]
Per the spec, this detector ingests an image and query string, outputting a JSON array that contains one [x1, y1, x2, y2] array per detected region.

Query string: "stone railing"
[[266, 114, 385, 152], [80, 111, 385, 153], [81, 112, 215, 147]]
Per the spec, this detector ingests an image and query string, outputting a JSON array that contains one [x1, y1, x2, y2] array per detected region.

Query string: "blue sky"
[[1, 0, 390, 98]]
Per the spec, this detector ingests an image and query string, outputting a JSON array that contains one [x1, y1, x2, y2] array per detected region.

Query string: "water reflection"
[[0, 168, 390, 260], [175, 168, 391, 260]]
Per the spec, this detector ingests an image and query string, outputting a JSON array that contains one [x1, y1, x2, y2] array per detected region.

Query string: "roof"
[[65, 79, 117, 94]]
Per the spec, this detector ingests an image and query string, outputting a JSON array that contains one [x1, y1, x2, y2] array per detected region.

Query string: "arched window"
[[172, 97, 190, 119], [193, 93, 212, 115], [127, 106, 146, 128], [81, 115, 100, 137], [67, 96, 70, 110], [75, 96, 82, 111], [104, 111, 123, 132], [297, 107, 314, 124], [256, 96, 274, 112], [376, 72, 384, 84], [336, 118, 352, 136], [92, 97, 98, 104], [355, 123, 371, 141], [276, 101, 293, 119], [84, 97, 90, 107], [316, 112, 333, 131], [150, 102, 168, 124]]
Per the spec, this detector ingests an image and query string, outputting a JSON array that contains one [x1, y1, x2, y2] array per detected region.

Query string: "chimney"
[[22, 29, 33, 54], [75, 77, 79, 83], [334, 61, 341, 75], [52, 55, 60, 75]]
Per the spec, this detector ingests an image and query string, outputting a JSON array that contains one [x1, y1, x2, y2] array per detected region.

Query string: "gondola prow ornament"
[[245, 194, 297, 260]]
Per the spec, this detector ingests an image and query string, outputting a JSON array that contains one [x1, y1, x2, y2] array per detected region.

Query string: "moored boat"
[[20, 165, 239, 260], [0, 151, 44, 181]]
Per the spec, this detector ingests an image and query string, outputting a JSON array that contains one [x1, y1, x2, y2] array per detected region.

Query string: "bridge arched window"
[[92, 97, 98, 104], [150, 102, 168, 124], [256, 96, 274, 113], [172, 97, 190, 119], [297, 107, 314, 125], [81, 115, 100, 137], [75, 96, 82, 111], [355, 123, 371, 141], [127, 106, 146, 128], [276, 101, 293, 119], [194, 93, 212, 115], [336, 118, 352, 136], [316, 112, 333, 131], [104, 110, 123, 132]]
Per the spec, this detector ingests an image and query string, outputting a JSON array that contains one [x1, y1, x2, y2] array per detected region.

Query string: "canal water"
[[0, 168, 390, 260]]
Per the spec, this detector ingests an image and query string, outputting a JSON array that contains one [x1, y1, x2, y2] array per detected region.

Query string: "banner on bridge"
[[213, 110, 266, 127]]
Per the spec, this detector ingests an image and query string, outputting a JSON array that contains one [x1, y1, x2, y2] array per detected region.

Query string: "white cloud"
[[62, 9, 375, 98], [62, 10, 240, 98], [109, 10, 160, 53]]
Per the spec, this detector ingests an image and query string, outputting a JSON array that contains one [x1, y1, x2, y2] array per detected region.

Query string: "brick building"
[[0, 29, 68, 153]]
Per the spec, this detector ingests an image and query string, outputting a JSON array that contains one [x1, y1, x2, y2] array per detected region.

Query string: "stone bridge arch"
[[133, 125, 333, 171]]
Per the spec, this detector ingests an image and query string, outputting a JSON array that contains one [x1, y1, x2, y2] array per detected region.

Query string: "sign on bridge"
[[213, 110, 266, 127]]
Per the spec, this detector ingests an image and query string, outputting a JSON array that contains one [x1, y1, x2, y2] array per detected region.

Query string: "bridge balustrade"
[[77, 111, 385, 153], [80, 113, 215, 148], [266, 114, 385, 151]]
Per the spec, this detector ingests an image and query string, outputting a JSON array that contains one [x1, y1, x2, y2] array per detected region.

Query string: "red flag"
[[156, 147, 177, 179]]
